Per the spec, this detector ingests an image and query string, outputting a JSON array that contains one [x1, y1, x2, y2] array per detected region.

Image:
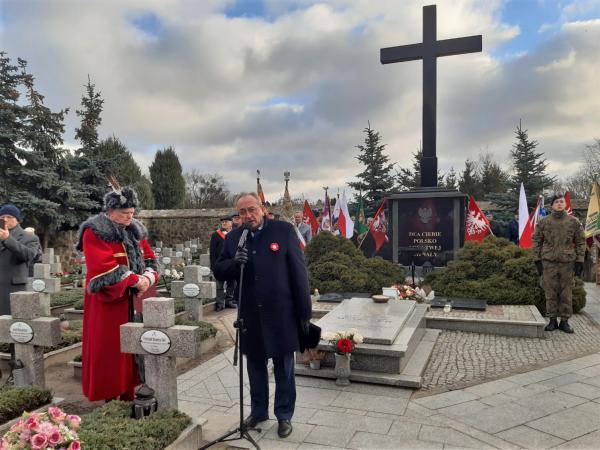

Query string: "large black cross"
[[381, 5, 482, 188]]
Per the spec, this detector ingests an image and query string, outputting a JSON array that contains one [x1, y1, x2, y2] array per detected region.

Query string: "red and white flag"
[[565, 191, 573, 215], [303, 200, 319, 235], [369, 200, 388, 252], [519, 196, 544, 249], [465, 196, 492, 242], [294, 225, 306, 250], [337, 191, 354, 239]]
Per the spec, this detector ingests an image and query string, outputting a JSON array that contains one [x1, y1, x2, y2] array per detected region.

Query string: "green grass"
[[0, 385, 53, 425], [78, 401, 191, 450]]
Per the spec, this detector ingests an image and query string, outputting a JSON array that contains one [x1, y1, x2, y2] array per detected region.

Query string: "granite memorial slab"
[[317, 297, 415, 345], [430, 297, 487, 311]]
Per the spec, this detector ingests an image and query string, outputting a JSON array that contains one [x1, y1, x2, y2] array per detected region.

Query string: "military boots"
[[545, 318, 559, 332], [559, 319, 574, 334]]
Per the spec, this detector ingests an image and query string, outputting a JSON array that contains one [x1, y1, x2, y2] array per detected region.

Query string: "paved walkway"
[[179, 283, 600, 449]]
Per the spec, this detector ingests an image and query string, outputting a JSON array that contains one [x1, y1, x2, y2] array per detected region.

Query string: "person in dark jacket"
[[214, 192, 312, 439], [209, 216, 235, 311], [508, 213, 519, 244], [0, 204, 42, 316]]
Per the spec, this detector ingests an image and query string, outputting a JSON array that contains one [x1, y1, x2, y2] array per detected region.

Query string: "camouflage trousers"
[[542, 261, 574, 319]]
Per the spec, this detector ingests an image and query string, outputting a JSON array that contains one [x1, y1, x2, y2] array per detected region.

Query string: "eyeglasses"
[[238, 206, 260, 216]]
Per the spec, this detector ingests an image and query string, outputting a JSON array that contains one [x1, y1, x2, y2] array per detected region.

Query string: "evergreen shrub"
[[307, 233, 405, 295], [0, 386, 53, 424], [424, 236, 586, 314], [78, 401, 190, 450], [50, 288, 84, 308]]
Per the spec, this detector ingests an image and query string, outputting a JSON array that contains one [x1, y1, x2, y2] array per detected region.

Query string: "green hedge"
[[0, 386, 53, 425], [424, 236, 586, 314], [0, 320, 83, 354], [306, 233, 405, 295], [78, 401, 190, 450], [50, 288, 84, 308]]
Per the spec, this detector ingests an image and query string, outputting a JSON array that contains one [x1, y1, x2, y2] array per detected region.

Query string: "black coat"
[[209, 230, 226, 271], [213, 219, 312, 360]]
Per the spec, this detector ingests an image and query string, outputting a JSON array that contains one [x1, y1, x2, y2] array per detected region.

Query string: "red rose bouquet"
[[322, 329, 363, 356]]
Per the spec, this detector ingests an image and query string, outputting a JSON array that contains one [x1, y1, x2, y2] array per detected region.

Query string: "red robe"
[[79, 219, 158, 401]]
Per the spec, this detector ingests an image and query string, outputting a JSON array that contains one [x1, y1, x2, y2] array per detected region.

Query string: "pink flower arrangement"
[[1, 407, 80, 450], [392, 284, 417, 300]]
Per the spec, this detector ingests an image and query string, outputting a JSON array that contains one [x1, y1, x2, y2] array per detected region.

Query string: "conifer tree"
[[70, 76, 108, 212], [442, 168, 458, 190], [149, 147, 186, 209], [1, 55, 95, 244], [96, 136, 155, 209], [348, 124, 395, 216], [0, 52, 31, 201], [458, 160, 482, 198], [488, 122, 555, 213]]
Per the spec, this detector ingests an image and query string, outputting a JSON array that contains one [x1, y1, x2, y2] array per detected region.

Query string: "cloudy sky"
[[2, 0, 600, 201]]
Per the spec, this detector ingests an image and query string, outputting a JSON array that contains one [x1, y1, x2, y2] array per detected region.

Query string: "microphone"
[[237, 227, 249, 250]]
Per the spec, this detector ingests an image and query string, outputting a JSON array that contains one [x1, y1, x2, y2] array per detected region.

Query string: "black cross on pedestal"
[[381, 4, 482, 188]]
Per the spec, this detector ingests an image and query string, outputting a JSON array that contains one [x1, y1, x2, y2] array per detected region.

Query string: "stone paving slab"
[[181, 283, 600, 449], [495, 425, 566, 449]]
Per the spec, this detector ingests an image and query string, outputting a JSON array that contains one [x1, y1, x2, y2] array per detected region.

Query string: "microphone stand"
[[200, 238, 261, 450]]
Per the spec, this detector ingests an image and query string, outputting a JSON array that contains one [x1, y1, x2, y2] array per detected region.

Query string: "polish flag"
[[294, 225, 306, 250], [520, 196, 544, 249], [337, 191, 355, 239], [518, 183, 528, 242]]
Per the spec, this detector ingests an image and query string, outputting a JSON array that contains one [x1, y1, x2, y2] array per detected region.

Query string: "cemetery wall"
[[136, 208, 234, 248]]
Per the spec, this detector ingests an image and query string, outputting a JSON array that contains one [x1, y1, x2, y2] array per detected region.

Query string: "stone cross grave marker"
[[27, 262, 61, 294], [120, 297, 201, 410], [0, 291, 61, 387], [170, 266, 215, 321], [199, 253, 211, 268]]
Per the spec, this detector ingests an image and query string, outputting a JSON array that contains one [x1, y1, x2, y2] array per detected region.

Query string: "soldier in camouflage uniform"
[[532, 194, 585, 333]]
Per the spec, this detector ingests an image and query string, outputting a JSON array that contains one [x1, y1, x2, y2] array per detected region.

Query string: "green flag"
[[355, 197, 368, 235]]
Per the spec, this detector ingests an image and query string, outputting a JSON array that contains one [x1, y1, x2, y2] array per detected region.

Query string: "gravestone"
[[387, 190, 467, 267], [27, 263, 61, 294], [317, 298, 415, 345], [430, 297, 487, 311], [199, 253, 211, 268], [120, 297, 202, 409], [50, 255, 62, 276], [41, 248, 54, 265], [297, 297, 437, 387], [0, 292, 61, 387], [170, 266, 215, 320], [175, 244, 184, 253]]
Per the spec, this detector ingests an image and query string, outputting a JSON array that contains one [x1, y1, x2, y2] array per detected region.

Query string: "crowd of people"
[[0, 188, 586, 438]]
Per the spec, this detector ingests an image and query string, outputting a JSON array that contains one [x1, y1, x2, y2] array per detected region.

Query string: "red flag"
[[369, 200, 388, 252], [303, 200, 319, 235], [565, 191, 573, 215], [464, 196, 492, 242]]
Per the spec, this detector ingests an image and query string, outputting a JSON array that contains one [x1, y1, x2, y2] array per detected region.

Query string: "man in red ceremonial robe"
[[77, 187, 159, 402]]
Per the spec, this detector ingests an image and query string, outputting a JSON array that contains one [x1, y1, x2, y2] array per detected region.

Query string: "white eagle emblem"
[[418, 207, 433, 224], [466, 210, 488, 236]]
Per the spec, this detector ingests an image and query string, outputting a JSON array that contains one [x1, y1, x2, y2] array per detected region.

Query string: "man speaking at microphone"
[[214, 192, 312, 439]]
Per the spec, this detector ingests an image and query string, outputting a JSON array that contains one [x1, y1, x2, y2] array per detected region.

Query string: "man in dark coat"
[[214, 192, 312, 439], [209, 215, 235, 311], [0, 204, 42, 316]]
